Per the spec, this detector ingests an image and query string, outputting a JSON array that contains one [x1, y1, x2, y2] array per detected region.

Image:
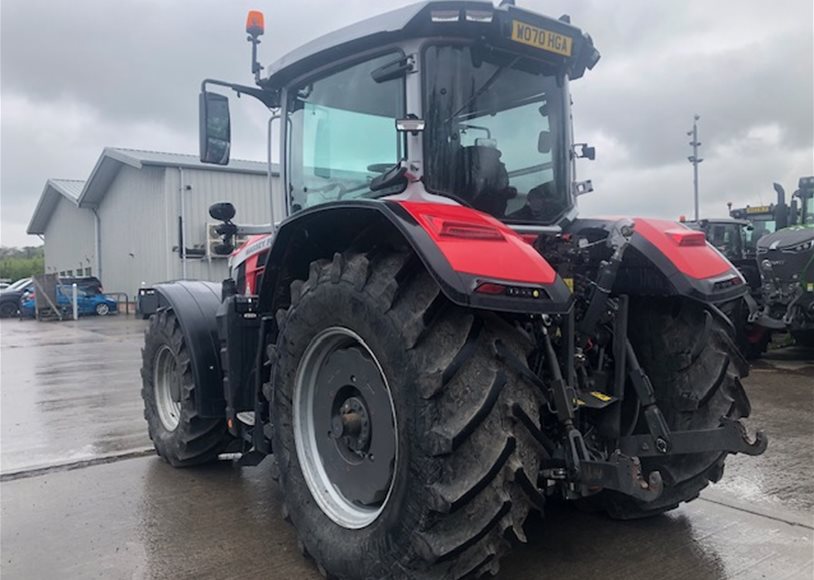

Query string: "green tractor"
[[756, 176, 814, 347]]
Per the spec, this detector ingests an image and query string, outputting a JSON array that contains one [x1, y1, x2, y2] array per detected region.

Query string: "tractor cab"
[[200, 1, 600, 231]]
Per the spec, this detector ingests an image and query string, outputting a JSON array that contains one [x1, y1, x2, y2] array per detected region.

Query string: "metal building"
[[28, 148, 277, 297]]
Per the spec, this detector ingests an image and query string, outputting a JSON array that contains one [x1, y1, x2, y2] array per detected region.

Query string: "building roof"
[[27, 179, 87, 235], [28, 147, 275, 235], [77, 147, 274, 208]]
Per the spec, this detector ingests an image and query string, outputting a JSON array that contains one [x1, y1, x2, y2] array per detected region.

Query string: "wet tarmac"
[[1, 316, 812, 579], [0, 317, 151, 474]]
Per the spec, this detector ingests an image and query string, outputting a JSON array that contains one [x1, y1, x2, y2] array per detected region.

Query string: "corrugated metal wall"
[[41, 163, 278, 297], [43, 198, 96, 277], [97, 166, 169, 295], [163, 167, 273, 283]]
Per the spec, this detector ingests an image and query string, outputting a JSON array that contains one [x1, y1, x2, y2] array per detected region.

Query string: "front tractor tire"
[[141, 310, 231, 466], [271, 251, 545, 580], [591, 298, 752, 519]]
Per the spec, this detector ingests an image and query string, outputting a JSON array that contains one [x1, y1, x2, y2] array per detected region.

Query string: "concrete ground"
[[1, 316, 812, 579]]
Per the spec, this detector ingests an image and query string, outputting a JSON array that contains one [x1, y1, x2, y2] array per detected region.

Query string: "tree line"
[[0, 246, 44, 282]]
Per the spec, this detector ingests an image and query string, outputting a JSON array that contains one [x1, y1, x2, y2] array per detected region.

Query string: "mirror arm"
[[201, 79, 280, 109]]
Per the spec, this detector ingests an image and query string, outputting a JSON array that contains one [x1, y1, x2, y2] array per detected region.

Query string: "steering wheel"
[[367, 163, 394, 174], [305, 181, 347, 198]]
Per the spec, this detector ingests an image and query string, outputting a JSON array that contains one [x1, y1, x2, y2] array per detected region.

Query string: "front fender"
[[152, 281, 225, 418]]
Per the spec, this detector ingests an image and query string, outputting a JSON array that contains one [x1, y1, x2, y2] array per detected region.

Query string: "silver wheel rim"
[[154, 345, 182, 431], [97, 304, 109, 316], [293, 326, 398, 529]]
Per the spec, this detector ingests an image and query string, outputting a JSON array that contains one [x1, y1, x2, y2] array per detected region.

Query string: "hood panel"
[[757, 225, 814, 251]]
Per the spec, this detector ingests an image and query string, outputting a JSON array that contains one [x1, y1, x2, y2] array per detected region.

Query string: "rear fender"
[[152, 281, 225, 418], [257, 200, 572, 317], [570, 217, 748, 303]]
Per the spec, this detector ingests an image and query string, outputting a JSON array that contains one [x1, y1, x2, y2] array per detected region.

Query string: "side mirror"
[[574, 143, 596, 160], [209, 202, 236, 222], [199, 91, 231, 165], [537, 131, 552, 154]]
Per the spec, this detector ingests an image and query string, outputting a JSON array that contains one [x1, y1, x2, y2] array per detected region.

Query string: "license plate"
[[510, 21, 573, 57]]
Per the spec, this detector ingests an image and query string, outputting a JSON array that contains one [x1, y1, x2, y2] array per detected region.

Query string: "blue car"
[[20, 286, 117, 318]]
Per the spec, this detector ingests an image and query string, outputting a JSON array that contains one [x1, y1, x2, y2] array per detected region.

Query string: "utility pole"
[[687, 114, 703, 221]]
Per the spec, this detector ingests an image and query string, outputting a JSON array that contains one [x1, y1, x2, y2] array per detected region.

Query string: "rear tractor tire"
[[271, 251, 546, 579], [589, 298, 752, 519], [140, 310, 231, 466]]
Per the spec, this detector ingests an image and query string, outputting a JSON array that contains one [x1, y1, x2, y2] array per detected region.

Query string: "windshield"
[[6, 278, 31, 291], [707, 223, 745, 259], [744, 217, 776, 252], [803, 194, 813, 224], [423, 44, 569, 224]]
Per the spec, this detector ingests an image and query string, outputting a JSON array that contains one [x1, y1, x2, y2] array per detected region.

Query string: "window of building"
[[85, 267, 92, 276]]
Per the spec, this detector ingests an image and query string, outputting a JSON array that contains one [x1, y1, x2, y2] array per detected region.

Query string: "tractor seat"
[[453, 145, 516, 217]]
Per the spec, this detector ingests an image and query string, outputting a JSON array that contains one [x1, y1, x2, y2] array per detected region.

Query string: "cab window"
[[287, 52, 406, 213]]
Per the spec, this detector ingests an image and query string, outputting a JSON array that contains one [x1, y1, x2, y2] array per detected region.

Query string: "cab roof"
[[260, 1, 599, 92]]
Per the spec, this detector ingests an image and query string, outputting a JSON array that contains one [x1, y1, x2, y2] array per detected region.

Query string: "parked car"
[[0, 278, 33, 318], [20, 286, 117, 318], [60, 276, 103, 294]]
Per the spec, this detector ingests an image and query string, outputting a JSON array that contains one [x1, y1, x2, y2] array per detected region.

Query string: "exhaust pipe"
[[772, 182, 788, 229]]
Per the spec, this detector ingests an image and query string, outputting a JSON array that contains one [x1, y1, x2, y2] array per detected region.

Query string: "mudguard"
[[257, 200, 572, 316], [152, 281, 225, 418], [570, 217, 748, 303]]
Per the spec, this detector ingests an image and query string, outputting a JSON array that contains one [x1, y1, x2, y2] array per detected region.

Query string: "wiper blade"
[[447, 57, 520, 121]]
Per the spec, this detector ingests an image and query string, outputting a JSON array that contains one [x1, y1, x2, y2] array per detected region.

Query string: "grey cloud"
[[1, 0, 812, 247]]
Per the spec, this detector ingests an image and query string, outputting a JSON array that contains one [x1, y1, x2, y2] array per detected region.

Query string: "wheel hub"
[[331, 396, 371, 457], [294, 327, 398, 529], [154, 345, 182, 432]]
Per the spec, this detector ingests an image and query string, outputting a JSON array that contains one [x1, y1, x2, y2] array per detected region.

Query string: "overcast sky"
[[1, 0, 812, 247]]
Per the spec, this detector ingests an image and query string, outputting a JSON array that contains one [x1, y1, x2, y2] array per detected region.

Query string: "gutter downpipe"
[[92, 207, 102, 282], [179, 167, 187, 280]]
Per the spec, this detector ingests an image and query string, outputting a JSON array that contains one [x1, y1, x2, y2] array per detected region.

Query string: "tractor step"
[[236, 411, 255, 426]]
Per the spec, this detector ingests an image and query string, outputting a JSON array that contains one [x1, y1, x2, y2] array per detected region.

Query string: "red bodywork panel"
[[399, 201, 557, 285], [231, 234, 272, 294], [634, 218, 731, 280]]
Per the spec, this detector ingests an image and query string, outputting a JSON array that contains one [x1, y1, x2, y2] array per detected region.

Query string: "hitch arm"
[[619, 418, 768, 458], [580, 452, 663, 502]]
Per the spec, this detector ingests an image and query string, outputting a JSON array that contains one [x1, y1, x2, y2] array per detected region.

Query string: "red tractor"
[[141, 3, 767, 578]]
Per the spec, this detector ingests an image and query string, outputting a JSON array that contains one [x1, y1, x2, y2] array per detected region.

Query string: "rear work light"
[[430, 9, 460, 22], [665, 229, 706, 247], [475, 282, 546, 299], [465, 9, 493, 22]]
